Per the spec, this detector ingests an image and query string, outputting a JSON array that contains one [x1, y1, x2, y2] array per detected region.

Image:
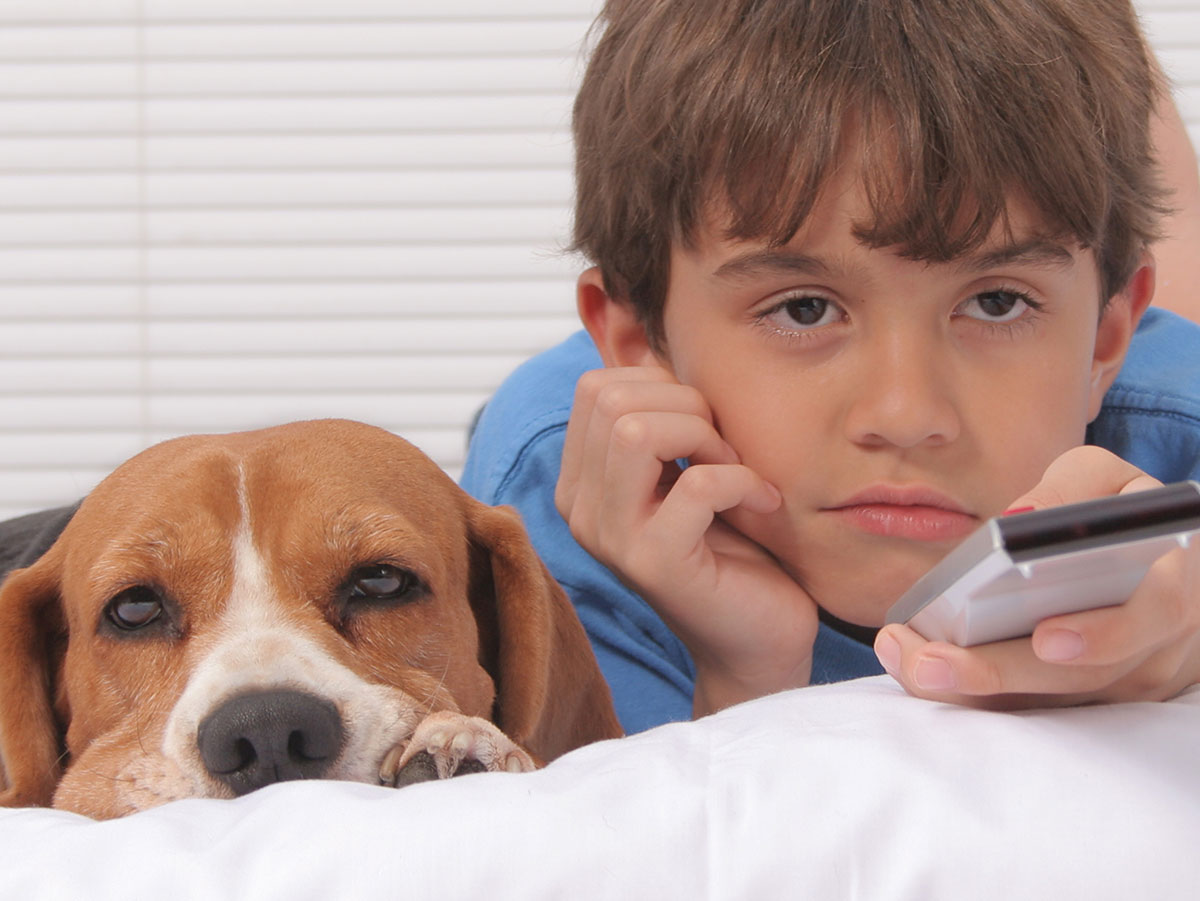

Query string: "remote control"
[[884, 482, 1200, 646]]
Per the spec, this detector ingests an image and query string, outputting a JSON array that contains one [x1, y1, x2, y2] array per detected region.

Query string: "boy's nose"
[[842, 337, 961, 449]]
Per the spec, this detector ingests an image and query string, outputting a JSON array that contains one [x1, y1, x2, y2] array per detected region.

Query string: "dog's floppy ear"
[[0, 546, 68, 807], [466, 501, 622, 761]]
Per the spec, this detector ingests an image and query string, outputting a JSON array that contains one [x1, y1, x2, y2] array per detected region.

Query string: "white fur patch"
[[158, 472, 422, 794]]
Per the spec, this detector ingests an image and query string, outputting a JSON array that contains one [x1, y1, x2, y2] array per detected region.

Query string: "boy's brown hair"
[[572, 0, 1170, 348]]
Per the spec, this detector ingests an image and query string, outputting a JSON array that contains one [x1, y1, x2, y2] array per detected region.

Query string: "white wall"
[[0, 0, 1196, 520]]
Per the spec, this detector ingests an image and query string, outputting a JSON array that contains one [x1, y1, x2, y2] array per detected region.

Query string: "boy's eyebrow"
[[710, 238, 1076, 281], [956, 238, 1077, 271], [711, 250, 830, 281]]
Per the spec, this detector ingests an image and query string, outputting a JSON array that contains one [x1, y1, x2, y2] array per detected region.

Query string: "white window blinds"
[[0, 0, 1197, 521], [0, 0, 599, 520], [1146, 0, 1200, 131]]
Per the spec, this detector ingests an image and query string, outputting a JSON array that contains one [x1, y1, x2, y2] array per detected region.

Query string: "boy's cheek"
[[718, 503, 941, 625]]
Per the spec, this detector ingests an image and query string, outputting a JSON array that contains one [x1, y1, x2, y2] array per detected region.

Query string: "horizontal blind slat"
[[140, 1, 598, 19], [0, 472, 112, 514], [0, 359, 142, 390], [145, 207, 573, 243], [0, 280, 579, 317], [149, 354, 541, 391], [0, 95, 575, 134], [141, 133, 574, 169], [0, 169, 573, 206], [0, 396, 144, 428], [0, 245, 577, 280], [0, 433, 147, 466], [145, 280, 577, 316], [0, 324, 140, 356], [0, 285, 140, 314], [143, 95, 576, 132], [143, 392, 493, 431], [145, 317, 578, 355], [0, 0, 597, 21], [0, 427, 467, 467], [141, 21, 591, 57], [0, 22, 583, 60], [143, 56, 579, 95], [0, 207, 572, 245]]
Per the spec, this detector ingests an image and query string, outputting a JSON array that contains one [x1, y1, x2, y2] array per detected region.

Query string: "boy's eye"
[[957, 290, 1033, 323], [765, 295, 843, 330]]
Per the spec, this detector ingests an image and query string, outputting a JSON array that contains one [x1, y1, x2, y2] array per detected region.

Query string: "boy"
[[462, 0, 1200, 732]]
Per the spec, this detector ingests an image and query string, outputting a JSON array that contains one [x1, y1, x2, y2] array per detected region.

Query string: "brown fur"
[[0, 419, 621, 818]]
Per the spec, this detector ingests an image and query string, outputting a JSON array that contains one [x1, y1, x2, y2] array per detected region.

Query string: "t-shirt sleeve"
[[461, 332, 696, 733]]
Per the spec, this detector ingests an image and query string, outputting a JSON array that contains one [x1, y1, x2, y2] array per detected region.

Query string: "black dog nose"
[[197, 690, 345, 796]]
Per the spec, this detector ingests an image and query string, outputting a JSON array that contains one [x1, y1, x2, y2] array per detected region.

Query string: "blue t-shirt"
[[461, 308, 1200, 734]]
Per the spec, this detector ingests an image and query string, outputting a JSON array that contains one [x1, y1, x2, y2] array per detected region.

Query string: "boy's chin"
[[811, 592, 892, 630], [723, 505, 950, 628], [784, 552, 939, 630], [820, 600, 889, 630]]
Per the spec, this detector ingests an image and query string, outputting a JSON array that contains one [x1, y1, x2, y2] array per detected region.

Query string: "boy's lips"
[[822, 485, 979, 542]]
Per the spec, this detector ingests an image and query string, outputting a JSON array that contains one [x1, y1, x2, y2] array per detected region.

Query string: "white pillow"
[[2, 676, 1197, 900]]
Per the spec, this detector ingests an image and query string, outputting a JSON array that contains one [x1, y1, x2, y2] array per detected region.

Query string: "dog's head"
[[0, 419, 620, 818]]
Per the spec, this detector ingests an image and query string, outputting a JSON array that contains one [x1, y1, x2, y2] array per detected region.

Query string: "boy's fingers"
[[560, 367, 671, 498], [875, 623, 1140, 702], [594, 412, 740, 545], [557, 367, 706, 514], [638, 464, 782, 580], [879, 540, 1200, 703], [1004, 445, 1162, 512], [1033, 544, 1200, 669]]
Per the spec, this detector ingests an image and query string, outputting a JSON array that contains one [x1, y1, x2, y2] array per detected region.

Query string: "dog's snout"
[[196, 690, 345, 796]]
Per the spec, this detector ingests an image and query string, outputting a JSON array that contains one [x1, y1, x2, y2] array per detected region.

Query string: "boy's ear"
[[576, 267, 661, 367], [1087, 254, 1155, 421]]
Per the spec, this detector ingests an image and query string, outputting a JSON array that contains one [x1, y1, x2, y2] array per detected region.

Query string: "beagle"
[[0, 419, 622, 819]]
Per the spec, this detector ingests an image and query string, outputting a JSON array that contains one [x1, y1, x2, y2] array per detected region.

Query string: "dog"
[[0, 419, 622, 819]]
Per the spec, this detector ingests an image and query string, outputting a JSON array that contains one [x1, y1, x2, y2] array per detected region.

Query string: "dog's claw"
[[378, 741, 408, 786], [381, 711, 536, 789]]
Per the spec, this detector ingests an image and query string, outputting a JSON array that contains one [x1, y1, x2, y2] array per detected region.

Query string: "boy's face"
[[656, 171, 1141, 626]]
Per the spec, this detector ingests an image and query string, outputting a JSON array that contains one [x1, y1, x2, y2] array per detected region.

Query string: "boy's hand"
[[874, 447, 1200, 707], [556, 366, 820, 717]]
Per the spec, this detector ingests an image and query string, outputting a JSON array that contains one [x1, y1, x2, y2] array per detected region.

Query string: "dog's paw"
[[378, 711, 537, 788]]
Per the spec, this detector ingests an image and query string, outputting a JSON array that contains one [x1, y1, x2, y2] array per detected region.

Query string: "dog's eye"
[[105, 586, 164, 631], [346, 564, 421, 603]]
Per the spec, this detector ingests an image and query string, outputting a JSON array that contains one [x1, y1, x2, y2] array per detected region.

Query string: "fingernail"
[[914, 657, 957, 692], [1002, 506, 1035, 516], [874, 633, 901, 675], [1037, 629, 1085, 662]]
